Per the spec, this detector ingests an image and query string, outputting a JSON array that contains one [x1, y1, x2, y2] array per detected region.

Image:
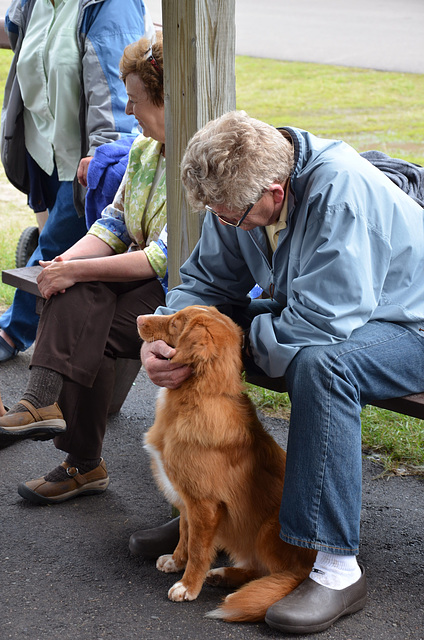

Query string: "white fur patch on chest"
[[155, 387, 167, 409], [143, 439, 181, 505]]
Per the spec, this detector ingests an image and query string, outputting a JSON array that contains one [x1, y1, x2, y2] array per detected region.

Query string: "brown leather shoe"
[[0, 400, 66, 441], [17, 459, 110, 505]]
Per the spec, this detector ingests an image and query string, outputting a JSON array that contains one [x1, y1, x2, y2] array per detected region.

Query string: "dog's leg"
[[157, 510, 189, 573], [206, 566, 262, 588], [167, 501, 221, 602]]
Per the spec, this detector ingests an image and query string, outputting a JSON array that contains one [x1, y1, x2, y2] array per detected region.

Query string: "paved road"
[[147, 0, 424, 74], [1, 0, 423, 73], [1, 349, 423, 640]]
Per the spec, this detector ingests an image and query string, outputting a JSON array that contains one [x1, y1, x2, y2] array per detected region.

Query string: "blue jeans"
[[281, 319, 424, 555], [231, 301, 424, 555], [0, 181, 87, 351]]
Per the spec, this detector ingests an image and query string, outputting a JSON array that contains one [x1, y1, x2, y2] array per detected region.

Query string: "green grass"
[[248, 384, 424, 476], [361, 405, 424, 474], [0, 48, 13, 82], [0, 163, 35, 308], [236, 58, 424, 165], [1, 49, 423, 473]]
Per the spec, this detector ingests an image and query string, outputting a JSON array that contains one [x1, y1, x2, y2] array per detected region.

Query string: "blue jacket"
[[162, 128, 424, 378], [2, 0, 154, 211], [85, 134, 137, 227]]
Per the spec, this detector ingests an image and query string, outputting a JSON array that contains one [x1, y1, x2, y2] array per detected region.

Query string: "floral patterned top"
[[88, 135, 167, 279]]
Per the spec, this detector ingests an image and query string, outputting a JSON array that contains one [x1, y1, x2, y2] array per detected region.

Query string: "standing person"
[[139, 111, 424, 634], [0, 0, 154, 362], [0, 35, 170, 505]]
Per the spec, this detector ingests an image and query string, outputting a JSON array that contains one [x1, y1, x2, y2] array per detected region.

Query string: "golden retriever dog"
[[138, 305, 316, 622]]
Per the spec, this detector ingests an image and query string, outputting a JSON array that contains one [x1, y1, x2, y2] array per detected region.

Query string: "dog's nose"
[[137, 314, 155, 327]]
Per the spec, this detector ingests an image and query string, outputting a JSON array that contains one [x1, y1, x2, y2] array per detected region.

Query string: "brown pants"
[[31, 278, 165, 458]]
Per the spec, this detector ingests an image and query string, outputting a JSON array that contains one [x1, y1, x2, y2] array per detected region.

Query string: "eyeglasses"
[[205, 202, 255, 227]]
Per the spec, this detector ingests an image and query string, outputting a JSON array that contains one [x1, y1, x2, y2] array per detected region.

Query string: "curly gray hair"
[[181, 111, 294, 212]]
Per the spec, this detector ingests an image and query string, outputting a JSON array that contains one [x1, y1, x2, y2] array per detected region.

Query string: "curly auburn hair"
[[120, 31, 164, 106], [181, 111, 295, 212]]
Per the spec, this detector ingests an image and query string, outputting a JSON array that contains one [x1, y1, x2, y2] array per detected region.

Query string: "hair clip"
[[145, 47, 160, 71]]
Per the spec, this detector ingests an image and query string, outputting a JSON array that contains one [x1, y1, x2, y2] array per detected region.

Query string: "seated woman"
[[0, 34, 168, 505]]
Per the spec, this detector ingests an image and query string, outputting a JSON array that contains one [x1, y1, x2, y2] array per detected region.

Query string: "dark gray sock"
[[9, 367, 63, 413], [22, 366, 63, 408], [65, 454, 101, 475], [6, 366, 64, 415], [44, 456, 102, 482]]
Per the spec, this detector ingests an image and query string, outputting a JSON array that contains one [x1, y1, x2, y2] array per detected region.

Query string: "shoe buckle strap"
[[19, 399, 43, 422], [66, 466, 88, 486]]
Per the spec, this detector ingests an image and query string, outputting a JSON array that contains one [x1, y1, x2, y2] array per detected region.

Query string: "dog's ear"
[[172, 321, 216, 365]]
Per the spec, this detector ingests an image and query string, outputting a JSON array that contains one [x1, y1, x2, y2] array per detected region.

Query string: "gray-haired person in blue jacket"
[[0, 0, 154, 361], [139, 111, 424, 635]]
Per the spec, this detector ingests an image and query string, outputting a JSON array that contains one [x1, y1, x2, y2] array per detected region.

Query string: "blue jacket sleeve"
[[80, 0, 155, 154]]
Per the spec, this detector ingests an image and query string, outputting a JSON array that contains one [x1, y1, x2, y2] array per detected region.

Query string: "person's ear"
[[268, 182, 285, 205]]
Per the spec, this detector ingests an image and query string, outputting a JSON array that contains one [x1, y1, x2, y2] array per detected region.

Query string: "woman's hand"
[[77, 156, 93, 188], [141, 340, 192, 389], [37, 256, 76, 299]]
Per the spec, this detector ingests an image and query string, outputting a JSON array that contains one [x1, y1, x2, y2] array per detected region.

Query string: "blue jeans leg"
[[0, 181, 87, 351], [279, 320, 424, 555]]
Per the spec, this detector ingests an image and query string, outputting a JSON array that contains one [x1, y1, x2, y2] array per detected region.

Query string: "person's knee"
[[286, 343, 362, 404], [287, 344, 332, 381]]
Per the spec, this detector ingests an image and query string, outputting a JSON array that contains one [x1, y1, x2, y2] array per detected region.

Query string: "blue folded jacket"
[[85, 135, 137, 228]]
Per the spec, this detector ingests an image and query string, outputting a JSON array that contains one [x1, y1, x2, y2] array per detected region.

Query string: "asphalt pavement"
[[1, 1, 423, 638], [146, 0, 424, 74], [1, 347, 423, 640]]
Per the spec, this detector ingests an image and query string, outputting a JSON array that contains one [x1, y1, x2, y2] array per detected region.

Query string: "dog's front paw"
[[156, 554, 184, 573], [168, 580, 198, 602]]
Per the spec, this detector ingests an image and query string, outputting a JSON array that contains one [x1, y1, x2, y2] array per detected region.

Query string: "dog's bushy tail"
[[205, 572, 305, 622]]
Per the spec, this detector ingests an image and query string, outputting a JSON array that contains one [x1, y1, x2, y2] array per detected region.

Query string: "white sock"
[[309, 551, 362, 590]]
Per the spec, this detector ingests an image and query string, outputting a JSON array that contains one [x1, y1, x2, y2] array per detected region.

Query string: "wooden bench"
[[246, 364, 424, 420], [3, 266, 424, 420], [1, 266, 141, 414]]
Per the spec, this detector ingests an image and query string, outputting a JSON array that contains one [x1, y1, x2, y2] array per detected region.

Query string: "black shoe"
[[265, 566, 367, 634], [129, 516, 180, 559]]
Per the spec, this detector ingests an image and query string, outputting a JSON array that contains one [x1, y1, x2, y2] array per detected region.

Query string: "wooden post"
[[162, 0, 236, 289]]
